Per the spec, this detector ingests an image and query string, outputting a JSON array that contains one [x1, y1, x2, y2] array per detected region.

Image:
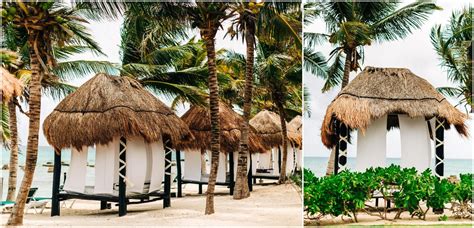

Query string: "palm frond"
[[53, 60, 120, 81], [372, 1, 441, 42], [304, 48, 328, 78]]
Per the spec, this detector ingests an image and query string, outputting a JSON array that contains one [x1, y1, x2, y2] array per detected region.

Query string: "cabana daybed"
[[43, 73, 192, 217], [321, 67, 468, 177], [249, 110, 296, 181], [176, 102, 268, 196], [288, 115, 302, 171]]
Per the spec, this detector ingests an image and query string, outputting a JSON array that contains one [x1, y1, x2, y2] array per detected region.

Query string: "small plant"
[[438, 214, 448, 221]]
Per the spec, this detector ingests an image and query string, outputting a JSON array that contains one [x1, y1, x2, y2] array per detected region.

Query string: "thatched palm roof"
[[177, 102, 268, 153], [1, 67, 22, 102], [43, 73, 192, 150], [321, 67, 469, 148], [288, 115, 302, 149], [249, 110, 283, 148]]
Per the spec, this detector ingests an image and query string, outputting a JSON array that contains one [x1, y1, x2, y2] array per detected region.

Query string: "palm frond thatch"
[[287, 115, 302, 149], [249, 110, 283, 148], [1, 67, 23, 102], [43, 73, 192, 150], [321, 66, 469, 148], [177, 102, 268, 154]]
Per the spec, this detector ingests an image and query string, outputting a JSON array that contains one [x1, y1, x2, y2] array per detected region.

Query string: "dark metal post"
[[338, 122, 348, 172], [334, 120, 340, 175], [229, 151, 234, 195], [278, 147, 282, 173], [435, 118, 445, 178], [51, 148, 61, 216], [248, 153, 253, 191], [164, 139, 172, 208], [118, 137, 127, 217], [100, 201, 108, 210], [175, 150, 182, 198], [433, 118, 445, 214]]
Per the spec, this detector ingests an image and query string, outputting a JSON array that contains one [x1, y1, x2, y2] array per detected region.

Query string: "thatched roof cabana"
[[321, 67, 469, 148], [249, 110, 283, 148], [43, 73, 192, 150], [288, 115, 302, 149], [177, 102, 268, 153], [1, 67, 22, 102]]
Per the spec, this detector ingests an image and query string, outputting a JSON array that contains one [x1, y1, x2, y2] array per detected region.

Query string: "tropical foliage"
[[431, 6, 473, 113], [304, 166, 474, 223]]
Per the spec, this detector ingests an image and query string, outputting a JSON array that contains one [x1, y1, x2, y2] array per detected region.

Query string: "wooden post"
[[175, 150, 182, 198], [51, 147, 61, 216], [248, 153, 253, 191], [198, 184, 202, 194], [229, 151, 234, 195], [334, 120, 340, 175], [338, 122, 348, 173], [164, 139, 172, 208], [435, 118, 445, 178], [118, 137, 127, 217]]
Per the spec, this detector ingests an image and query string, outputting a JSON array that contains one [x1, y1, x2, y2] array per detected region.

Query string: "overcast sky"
[[303, 0, 473, 159], [16, 14, 246, 147]]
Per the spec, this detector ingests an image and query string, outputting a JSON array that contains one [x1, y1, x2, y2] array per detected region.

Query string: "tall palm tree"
[[304, 1, 440, 175], [431, 6, 473, 113], [2, 2, 108, 225], [134, 2, 234, 214]]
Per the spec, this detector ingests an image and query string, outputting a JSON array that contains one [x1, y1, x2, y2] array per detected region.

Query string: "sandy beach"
[[305, 206, 473, 226], [1, 183, 302, 227]]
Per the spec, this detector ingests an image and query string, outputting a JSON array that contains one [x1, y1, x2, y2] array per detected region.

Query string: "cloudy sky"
[[304, 0, 472, 159], [16, 13, 246, 147]]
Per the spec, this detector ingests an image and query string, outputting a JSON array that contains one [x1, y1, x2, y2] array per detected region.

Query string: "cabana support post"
[[118, 137, 127, 217], [333, 120, 340, 175], [435, 118, 445, 178], [176, 150, 182, 198], [164, 139, 172, 208], [278, 147, 282, 173], [248, 154, 253, 191], [51, 148, 61, 216], [229, 151, 234, 195], [338, 122, 348, 172]]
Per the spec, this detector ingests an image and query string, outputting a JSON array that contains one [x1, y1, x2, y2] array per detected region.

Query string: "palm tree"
[[2, 2, 109, 225], [131, 2, 234, 214], [304, 1, 440, 175], [431, 6, 473, 113]]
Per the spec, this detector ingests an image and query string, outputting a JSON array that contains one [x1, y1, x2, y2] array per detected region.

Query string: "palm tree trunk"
[[203, 34, 221, 215], [6, 100, 18, 201], [325, 49, 352, 176], [233, 29, 255, 200], [277, 100, 289, 184], [8, 47, 42, 226]]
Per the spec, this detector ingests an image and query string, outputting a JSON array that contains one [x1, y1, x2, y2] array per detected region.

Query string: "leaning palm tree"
[[431, 6, 473, 113], [1, 2, 109, 225], [304, 1, 440, 175]]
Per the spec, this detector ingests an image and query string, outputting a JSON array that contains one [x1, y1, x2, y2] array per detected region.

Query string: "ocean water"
[[304, 156, 474, 177]]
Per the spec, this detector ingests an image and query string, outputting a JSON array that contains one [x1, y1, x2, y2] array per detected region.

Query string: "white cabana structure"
[[288, 115, 303, 171], [321, 67, 468, 176], [250, 110, 297, 181], [176, 102, 268, 196], [43, 74, 192, 217]]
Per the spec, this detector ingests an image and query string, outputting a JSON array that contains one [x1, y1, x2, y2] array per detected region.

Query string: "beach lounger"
[[1, 188, 49, 214]]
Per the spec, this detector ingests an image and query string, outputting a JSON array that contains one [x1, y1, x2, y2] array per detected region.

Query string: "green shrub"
[[304, 166, 473, 222]]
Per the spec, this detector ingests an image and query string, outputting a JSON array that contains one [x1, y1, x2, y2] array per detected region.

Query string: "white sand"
[[1, 183, 302, 227], [305, 207, 474, 226]]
